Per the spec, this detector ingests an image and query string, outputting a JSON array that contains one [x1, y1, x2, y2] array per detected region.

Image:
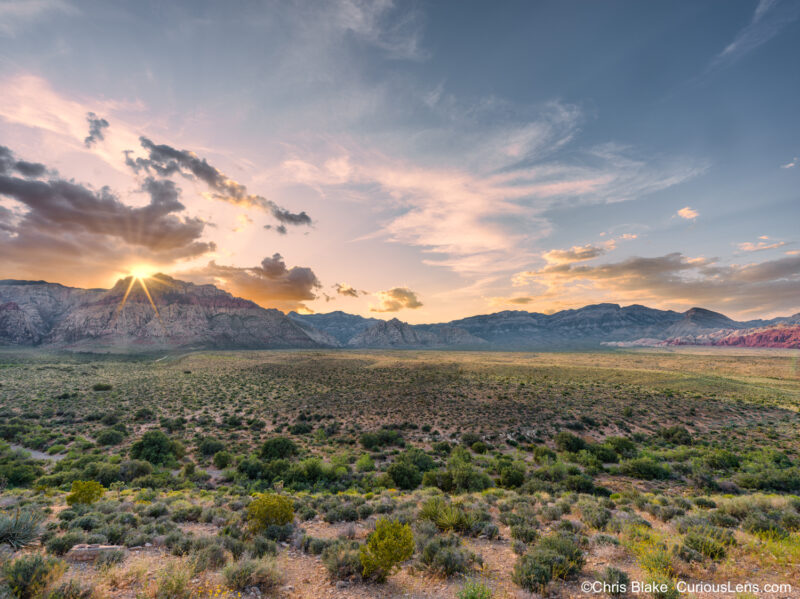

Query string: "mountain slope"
[[347, 318, 485, 348], [0, 275, 327, 350], [288, 311, 379, 345]]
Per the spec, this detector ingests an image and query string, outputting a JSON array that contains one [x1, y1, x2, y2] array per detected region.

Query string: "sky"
[[0, 0, 799, 323]]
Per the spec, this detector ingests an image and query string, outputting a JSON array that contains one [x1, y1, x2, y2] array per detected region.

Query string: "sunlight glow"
[[128, 264, 158, 280]]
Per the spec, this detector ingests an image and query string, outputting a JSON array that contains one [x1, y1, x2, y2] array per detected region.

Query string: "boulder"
[[65, 544, 125, 562]]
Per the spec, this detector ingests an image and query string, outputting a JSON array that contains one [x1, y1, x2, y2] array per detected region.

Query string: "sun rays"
[[112, 268, 166, 331]]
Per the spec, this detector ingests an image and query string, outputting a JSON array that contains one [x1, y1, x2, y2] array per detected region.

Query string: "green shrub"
[[96, 429, 124, 446], [499, 463, 526, 488], [322, 541, 362, 581], [65, 480, 105, 506], [46, 532, 85, 556], [197, 438, 225, 457], [2, 554, 66, 599], [356, 454, 375, 472], [95, 549, 125, 569], [153, 564, 190, 599], [599, 567, 629, 597], [222, 558, 284, 592], [246, 494, 294, 533], [130, 431, 181, 465], [418, 534, 481, 577], [659, 426, 692, 445], [512, 533, 585, 593], [682, 526, 735, 560], [45, 580, 94, 599], [192, 543, 229, 572], [359, 518, 414, 583], [619, 458, 670, 480], [578, 500, 611, 530], [457, 579, 493, 599], [260, 437, 298, 460], [212, 451, 233, 469], [387, 460, 422, 490], [554, 432, 586, 453], [0, 509, 41, 550]]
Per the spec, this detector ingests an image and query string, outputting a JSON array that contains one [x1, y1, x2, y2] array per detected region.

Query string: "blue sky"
[[0, 0, 798, 321]]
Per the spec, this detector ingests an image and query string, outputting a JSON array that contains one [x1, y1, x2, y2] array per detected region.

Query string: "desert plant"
[[2, 554, 66, 599], [246, 494, 294, 533], [45, 580, 94, 599], [457, 579, 493, 599], [130, 431, 181, 465], [321, 540, 362, 581], [512, 533, 584, 593], [0, 510, 41, 550], [359, 517, 414, 583], [65, 481, 105, 506], [599, 567, 629, 597], [222, 558, 284, 592]]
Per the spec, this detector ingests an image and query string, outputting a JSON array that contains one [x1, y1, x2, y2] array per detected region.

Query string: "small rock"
[[65, 544, 125, 562]]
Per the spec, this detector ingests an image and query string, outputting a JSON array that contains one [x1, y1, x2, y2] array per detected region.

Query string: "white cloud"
[[738, 239, 788, 252], [677, 206, 699, 220], [713, 0, 800, 67]]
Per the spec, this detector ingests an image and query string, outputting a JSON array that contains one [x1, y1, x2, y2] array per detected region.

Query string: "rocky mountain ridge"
[[1, 276, 798, 351]]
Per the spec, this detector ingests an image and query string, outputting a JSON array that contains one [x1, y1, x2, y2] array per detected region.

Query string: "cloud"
[[781, 157, 797, 168], [488, 295, 535, 306], [677, 206, 698, 219], [712, 0, 800, 67], [512, 251, 800, 317], [0, 0, 75, 36], [738, 238, 788, 252], [326, 0, 427, 60], [84, 112, 109, 147], [0, 146, 47, 178], [370, 287, 423, 312], [542, 244, 609, 265], [0, 145, 214, 284], [335, 282, 365, 297], [283, 131, 702, 276], [182, 253, 321, 312], [126, 137, 311, 229]]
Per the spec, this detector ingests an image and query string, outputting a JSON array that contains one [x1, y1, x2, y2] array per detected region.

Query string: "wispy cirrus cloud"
[[280, 109, 703, 278], [737, 237, 789, 252], [711, 0, 800, 68]]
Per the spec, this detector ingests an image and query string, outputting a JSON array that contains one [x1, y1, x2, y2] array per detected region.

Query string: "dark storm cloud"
[[84, 112, 110, 147], [0, 146, 214, 278], [335, 283, 366, 297], [184, 253, 322, 311], [128, 137, 312, 228], [0, 145, 47, 178], [264, 224, 288, 235]]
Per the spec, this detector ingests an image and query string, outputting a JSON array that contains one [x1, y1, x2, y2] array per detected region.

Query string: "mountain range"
[[1, 275, 799, 351]]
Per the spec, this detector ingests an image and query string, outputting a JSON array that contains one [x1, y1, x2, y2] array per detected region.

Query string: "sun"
[[129, 264, 158, 280]]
